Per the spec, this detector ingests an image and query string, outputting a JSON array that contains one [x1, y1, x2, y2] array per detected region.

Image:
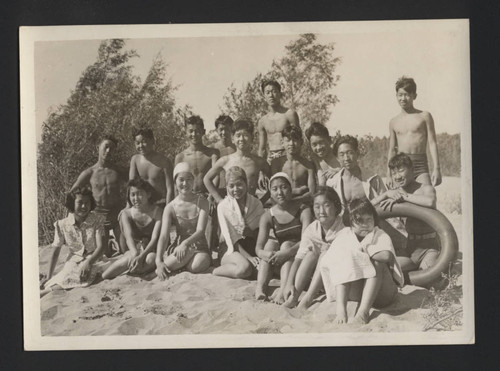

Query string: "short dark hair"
[[313, 186, 342, 216], [347, 198, 379, 227], [333, 135, 358, 155], [261, 79, 281, 93], [281, 125, 303, 142], [215, 115, 234, 129], [388, 153, 414, 170], [65, 187, 96, 213], [232, 118, 254, 136], [102, 135, 118, 146], [132, 128, 155, 141], [185, 115, 205, 130], [127, 177, 155, 205], [305, 122, 330, 141], [395, 76, 417, 95]]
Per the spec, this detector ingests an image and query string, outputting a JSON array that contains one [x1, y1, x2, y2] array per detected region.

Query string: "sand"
[[39, 177, 464, 336]]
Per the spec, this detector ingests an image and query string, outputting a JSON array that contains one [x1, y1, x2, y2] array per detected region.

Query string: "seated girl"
[[320, 199, 404, 324], [155, 162, 211, 280], [283, 186, 344, 309], [254, 172, 313, 303], [102, 178, 162, 279], [213, 166, 264, 279], [40, 187, 107, 297]]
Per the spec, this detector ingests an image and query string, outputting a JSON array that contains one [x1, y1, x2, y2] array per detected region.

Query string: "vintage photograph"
[[20, 20, 473, 349]]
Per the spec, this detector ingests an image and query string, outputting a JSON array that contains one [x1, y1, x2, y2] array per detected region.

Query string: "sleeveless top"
[[129, 209, 159, 242], [172, 195, 209, 251], [270, 204, 308, 244]]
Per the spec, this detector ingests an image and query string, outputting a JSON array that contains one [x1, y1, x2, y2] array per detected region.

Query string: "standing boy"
[[271, 125, 316, 203], [257, 80, 300, 163], [305, 122, 341, 186], [373, 153, 439, 275], [175, 115, 220, 194], [211, 115, 236, 194], [129, 128, 174, 207], [204, 119, 270, 204], [388, 76, 442, 186], [70, 136, 127, 256]]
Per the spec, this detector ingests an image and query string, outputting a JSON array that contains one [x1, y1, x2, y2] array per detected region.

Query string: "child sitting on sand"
[[304, 122, 340, 186], [283, 187, 344, 309], [101, 178, 162, 279], [155, 162, 212, 280], [40, 187, 107, 297], [213, 166, 264, 279], [374, 153, 439, 275], [254, 172, 313, 302], [320, 199, 404, 324]]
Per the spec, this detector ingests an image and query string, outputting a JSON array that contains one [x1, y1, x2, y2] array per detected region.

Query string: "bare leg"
[[297, 262, 324, 310], [185, 252, 211, 273], [397, 256, 418, 272], [213, 251, 253, 279], [255, 239, 278, 300], [271, 241, 295, 305], [415, 172, 432, 186], [164, 249, 197, 272], [353, 260, 384, 324], [284, 251, 318, 308], [40, 284, 63, 298], [102, 251, 134, 280], [335, 283, 349, 324]]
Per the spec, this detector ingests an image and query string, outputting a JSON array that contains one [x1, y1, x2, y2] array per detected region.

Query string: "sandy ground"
[[39, 177, 464, 336]]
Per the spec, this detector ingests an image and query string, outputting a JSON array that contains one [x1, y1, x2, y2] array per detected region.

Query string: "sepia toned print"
[[20, 20, 473, 350]]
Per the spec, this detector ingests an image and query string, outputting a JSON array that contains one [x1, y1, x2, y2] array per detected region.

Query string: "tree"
[[221, 34, 341, 133], [37, 39, 188, 245]]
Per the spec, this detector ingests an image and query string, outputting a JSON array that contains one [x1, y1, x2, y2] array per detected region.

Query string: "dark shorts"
[[398, 234, 441, 269], [406, 153, 430, 179], [94, 205, 120, 230], [220, 237, 257, 257], [267, 149, 286, 164]]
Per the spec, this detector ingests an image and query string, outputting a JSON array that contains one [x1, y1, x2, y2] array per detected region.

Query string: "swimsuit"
[[267, 148, 286, 164], [94, 205, 120, 230], [168, 195, 209, 254], [269, 204, 308, 245], [406, 153, 430, 178]]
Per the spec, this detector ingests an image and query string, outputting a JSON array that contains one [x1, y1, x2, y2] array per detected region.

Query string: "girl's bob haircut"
[[127, 177, 155, 205], [346, 198, 379, 227], [65, 186, 96, 213], [313, 186, 342, 216]]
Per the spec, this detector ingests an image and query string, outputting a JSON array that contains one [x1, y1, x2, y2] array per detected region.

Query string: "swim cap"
[[173, 162, 193, 180], [269, 172, 292, 187]]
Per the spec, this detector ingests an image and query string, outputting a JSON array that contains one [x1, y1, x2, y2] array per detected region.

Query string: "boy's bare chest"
[[264, 114, 289, 134], [183, 152, 212, 173], [137, 157, 163, 177], [227, 156, 258, 177], [342, 176, 365, 202], [394, 115, 426, 135], [91, 168, 120, 189], [282, 160, 308, 182]]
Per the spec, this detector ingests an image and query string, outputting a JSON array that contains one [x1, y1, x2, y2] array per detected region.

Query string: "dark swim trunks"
[[406, 153, 430, 178], [94, 205, 120, 230]]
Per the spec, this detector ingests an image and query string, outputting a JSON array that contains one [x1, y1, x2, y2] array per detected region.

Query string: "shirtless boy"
[[305, 122, 341, 186], [388, 76, 442, 186], [211, 115, 236, 193], [257, 79, 300, 163], [204, 119, 270, 204], [130, 128, 174, 207], [271, 125, 316, 203], [374, 153, 439, 277], [175, 115, 220, 194], [70, 136, 127, 256]]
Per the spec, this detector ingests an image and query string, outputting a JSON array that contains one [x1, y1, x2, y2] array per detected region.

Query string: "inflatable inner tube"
[[376, 203, 459, 287]]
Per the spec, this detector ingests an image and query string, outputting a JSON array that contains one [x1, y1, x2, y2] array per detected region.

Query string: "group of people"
[[40, 76, 444, 325]]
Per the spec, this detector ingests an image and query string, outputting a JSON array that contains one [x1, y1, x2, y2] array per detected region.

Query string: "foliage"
[[421, 269, 463, 331], [221, 34, 341, 149], [38, 40, 189, 245]]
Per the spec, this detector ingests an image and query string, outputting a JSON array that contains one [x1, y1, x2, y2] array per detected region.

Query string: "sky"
[[34, 21, 470, 143]]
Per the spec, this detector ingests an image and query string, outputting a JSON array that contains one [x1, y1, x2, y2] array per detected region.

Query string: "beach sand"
[[39, 177, 464, 336]]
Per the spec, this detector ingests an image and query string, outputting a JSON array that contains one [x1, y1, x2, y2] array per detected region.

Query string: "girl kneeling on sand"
[[102, 178, 162, 279], [282, 186, 344, 309], [320, 199, 404, 324], [213, 166, 264, 279], [254, 172, 313, 303], [155, 162, 211, 280], [40, 187, 107, 297]]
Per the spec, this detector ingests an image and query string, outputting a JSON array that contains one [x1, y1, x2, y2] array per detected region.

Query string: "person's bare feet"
[[270, 288, 285, 304], [283, 294, 299, 308], [255, 286, 267, 301], [352, 310, 370, 324], [297, 294, 313, 310], [335, 306, 348, 324]]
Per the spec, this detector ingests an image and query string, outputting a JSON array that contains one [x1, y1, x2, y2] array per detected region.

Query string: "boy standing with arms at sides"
[[257, 80, 300, 164], [373, 153, 439, 275], [129, 128, 174, 207], [210, 115, 236, 194], [70, 136, 127, 257], [175, 115, 220, 194], [204, 119, 271, 204], [271, 125, 316, 203], [388, 76, 442, 186], [305, 122, 341, 186]]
